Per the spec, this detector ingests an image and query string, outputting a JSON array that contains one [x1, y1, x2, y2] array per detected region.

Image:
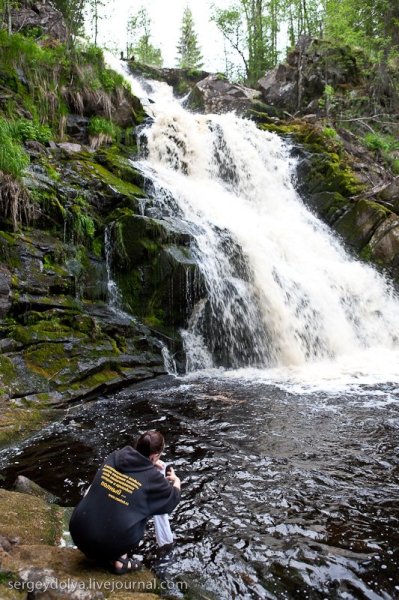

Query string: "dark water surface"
[[1, 375, 398, 599]]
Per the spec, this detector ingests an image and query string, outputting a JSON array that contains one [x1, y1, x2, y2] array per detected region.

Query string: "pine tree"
[[176, 7, 203, 70]]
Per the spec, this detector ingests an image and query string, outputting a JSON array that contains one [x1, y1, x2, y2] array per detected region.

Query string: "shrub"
[[9, 118, 52, 144], [363, 132, 390, 153], [88, 116, 121, 149]]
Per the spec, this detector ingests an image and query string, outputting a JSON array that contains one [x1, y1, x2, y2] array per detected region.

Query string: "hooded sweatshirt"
[[69, 446, 181, 560]]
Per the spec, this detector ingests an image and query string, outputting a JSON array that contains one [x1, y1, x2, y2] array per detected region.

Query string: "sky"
[[90, 0, 233, 73]]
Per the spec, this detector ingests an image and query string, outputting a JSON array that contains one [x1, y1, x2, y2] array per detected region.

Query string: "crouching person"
[[69, 430, 181, 574]]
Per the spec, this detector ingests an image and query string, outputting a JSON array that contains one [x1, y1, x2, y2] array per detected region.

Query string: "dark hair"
[[136, 430, 165, 458]]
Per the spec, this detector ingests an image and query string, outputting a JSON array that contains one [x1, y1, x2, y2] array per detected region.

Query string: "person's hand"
[[166, 467, 181, 490]]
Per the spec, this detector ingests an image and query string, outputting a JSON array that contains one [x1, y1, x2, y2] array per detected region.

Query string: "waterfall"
[[107, 56, 399, 373]]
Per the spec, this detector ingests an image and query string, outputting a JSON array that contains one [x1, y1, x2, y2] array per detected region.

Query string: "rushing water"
[[1, 58, 398, 599], [104, 56, 399, 375]]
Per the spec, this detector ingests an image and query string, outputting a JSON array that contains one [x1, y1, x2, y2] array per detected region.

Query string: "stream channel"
[[1, 371, 398, 600]]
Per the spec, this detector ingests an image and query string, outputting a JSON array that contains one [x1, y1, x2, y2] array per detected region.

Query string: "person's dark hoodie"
[[69, 446, 180, 561]]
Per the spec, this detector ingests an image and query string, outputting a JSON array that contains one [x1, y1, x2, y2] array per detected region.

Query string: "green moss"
[[67, 368, 120, 391], [83, 160, 145, 198], [359, 244, 373, 261], [24, 344, 72, 381], [144, 315, 164, 329], [260, 121, 362, 198], [0, 356, 17, 388], [95, 146, 144, 187], [0, 395, 54, 447], [0, 232, 20, 267]]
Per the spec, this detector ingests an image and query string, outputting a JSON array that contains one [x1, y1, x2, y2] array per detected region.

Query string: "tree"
[[211, 0, 276, 86], [323, 0, 398, 58], [283, 0, 323, 48], [126, 7, 163, 66], [176, 6, 203, 70], [87, 0, 107, 47]]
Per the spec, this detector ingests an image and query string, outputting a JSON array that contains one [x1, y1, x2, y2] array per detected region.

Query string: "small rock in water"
[[14, 475, 59, 504]]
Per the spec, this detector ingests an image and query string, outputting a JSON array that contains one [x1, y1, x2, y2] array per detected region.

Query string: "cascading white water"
[[107, 55, 399, 378]]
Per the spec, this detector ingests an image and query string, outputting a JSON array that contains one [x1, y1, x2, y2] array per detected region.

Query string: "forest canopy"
[[0, 0, 398, 85]]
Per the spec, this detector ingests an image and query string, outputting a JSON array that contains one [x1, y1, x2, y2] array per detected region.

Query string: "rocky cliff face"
[[0, 28, 204, 446]]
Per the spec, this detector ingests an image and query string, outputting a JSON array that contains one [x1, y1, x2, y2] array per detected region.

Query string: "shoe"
[[113, 555, 142, 575]]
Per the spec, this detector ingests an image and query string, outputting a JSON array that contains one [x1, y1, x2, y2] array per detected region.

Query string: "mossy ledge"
[[0, 488, 162, 599]]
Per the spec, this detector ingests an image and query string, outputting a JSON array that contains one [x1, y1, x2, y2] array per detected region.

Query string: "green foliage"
[[176, 7, 203, 70], [51, 0, 87, 39], [363, 132, 399, 172], [10, 118, 52, 144], [100, 67, 125, 92], [211, 0, 278, 85], [323, 0, 398, 60], [71, 206, 96, 241], [322, 126, 338, 139], [0, 117, 29, 178], [67, 196, 96, 244], [318, 84, 338, 115], [363, 132, 391, 153]]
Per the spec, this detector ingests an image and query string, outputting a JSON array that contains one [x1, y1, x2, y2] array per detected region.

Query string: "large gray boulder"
[[187, 74, 262, 114], [258, 37, 362, 113]]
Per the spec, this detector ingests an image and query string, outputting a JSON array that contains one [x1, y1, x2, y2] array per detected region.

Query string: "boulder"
[[127, 62, 210, 97], [11, 1, 68, 42], [368, 214, 399, 273], [66, 115, 90, 144], [187, 75, 262, 114], [57, 143, 83, 155], [377, 177, 399, 213], [258, 37, 363, 113], [13, 475, 59, 504], [257, 63, 298, 113]]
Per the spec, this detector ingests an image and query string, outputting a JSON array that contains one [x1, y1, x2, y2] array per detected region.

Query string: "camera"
[[165, 464, 174, 475]]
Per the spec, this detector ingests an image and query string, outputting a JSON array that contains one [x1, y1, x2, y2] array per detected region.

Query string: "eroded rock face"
[[11, 0, 68, 42], [0, 265, 11, 318], [115, 213, 205, 335], [187, 75, 262, 114]]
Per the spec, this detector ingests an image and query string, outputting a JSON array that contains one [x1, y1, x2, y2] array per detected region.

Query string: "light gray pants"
[[153, 463, 174, 547]]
